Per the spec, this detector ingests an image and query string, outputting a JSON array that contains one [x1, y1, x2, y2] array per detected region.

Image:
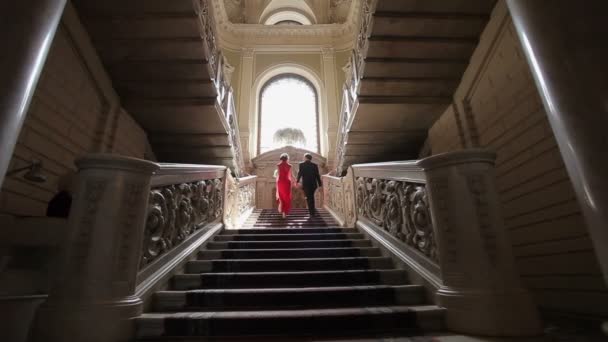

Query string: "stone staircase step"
[[197, 247, 381, 260], [136, 305, 445, 338], [206, 239, 372, 250], [171, 269, 408, 290], [186, 256, 394, 273], [136, 209, 444, 340], [223, 228, 355, 234], [214, 232, 365, 241], [153, 285, 427, 311]]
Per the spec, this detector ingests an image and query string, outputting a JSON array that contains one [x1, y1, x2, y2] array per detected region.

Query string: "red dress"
[[276, 161, 292, 215]]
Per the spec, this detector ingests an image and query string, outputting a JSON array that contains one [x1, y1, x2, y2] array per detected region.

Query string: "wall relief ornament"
[[141, 178, 224, 267], [355, 177, 438, 262]]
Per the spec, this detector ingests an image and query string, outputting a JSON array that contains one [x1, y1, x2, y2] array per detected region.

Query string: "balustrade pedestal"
[[32, 155, 159, 342], [419, 150, 542, 336]]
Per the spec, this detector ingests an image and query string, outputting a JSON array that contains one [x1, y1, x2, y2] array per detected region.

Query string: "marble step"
[[206, 239, 372, 250], [185, 257, 394, 273], [153, 285, 426, 311], [214, 232, 365, 241], [136, 305, 445, 338], [197, 247, 381, 260], [223, 228, 356, 235], [172, 269, 408, 290], [243, 221, 335, 228]]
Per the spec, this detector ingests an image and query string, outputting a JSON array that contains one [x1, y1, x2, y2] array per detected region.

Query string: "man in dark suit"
[[297, 153, 323, 216]]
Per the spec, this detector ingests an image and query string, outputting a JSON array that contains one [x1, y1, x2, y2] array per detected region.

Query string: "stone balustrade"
[[324, 149, 542, 336], [31, 155, 238, 342], [140, 163, 227, 269], [196, 0, 244, 176]]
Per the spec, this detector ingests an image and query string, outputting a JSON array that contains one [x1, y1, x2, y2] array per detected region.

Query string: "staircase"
[[136, 209, 445, 340]]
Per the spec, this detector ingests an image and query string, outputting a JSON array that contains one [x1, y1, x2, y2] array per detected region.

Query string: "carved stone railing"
[[223, 174, 257, 229], [196, 0, 244, 176], [323, 150, 542, 336], [322, 174, 356, 228], [351, 161, 439, 267], [140, 163, 226, 268]]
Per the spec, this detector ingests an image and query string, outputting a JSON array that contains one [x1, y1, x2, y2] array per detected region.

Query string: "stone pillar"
[[0, 0, 67, 186], [321, 46, 339, 168], [32, 155, 159, 342], [506, 0, 608, 290], [238, 48, 255, 161], [419, 150, 541, 336]]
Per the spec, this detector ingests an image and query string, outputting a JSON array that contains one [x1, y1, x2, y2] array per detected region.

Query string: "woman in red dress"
[[276, 153, 293, 219]]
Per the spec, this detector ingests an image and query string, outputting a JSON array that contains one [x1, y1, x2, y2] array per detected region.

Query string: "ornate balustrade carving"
[[323, 175, 345, 224], [355, 177, 437, 262], [141, 164, 227, 268], [351, 161, 437, 263], [223, 175, 257, 228], [322, 173, 356, 228]]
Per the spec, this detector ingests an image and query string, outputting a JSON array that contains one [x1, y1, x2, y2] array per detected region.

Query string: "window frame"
[[257, 73, 321, 155]]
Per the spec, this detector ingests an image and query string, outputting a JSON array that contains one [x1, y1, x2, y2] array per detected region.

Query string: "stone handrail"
[[323, 149, 542, 335]]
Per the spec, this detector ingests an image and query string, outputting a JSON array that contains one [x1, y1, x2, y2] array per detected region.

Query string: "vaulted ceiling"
[[223, 0, 353, 25]]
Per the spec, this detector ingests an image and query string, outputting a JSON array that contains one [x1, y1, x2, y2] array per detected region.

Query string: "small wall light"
[[6, 160, 47, 183]]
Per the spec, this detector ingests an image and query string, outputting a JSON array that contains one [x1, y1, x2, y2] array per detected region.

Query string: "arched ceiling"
[[223, 0, 353, 24]]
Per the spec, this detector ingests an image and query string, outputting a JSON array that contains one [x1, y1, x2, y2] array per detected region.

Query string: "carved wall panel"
[[355, 176, 438, 262]]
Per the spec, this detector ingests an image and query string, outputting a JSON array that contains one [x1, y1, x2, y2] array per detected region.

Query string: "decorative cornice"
[[321, 46, 335, 57], [241, 47, 255, 58], [211, 0, 360, 50]]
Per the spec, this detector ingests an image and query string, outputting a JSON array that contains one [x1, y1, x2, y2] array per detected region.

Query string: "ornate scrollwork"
[[355, 177, 437, 262], [141, 178, 224, 267], [325, 177, 345, 221], [237, 183, 255, 216]]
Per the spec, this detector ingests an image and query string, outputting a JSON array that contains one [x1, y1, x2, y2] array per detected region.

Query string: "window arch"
[[258, 74, 319, 154], [264, 11, 313, 25]]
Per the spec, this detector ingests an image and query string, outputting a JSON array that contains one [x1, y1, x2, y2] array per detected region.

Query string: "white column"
[[238, 48, 255, 161], [507, 0, 608, 289], [0, 0, 67, 186], [419, 150, 542, 336], [321, 46, 339, 169], [32, 154, 159, 342]]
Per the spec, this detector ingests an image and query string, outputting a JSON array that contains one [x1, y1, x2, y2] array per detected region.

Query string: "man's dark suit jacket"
[[297, 160, 322, 191]]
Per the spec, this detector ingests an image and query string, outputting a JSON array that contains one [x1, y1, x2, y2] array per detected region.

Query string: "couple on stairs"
[[276, 152, 322, 219]]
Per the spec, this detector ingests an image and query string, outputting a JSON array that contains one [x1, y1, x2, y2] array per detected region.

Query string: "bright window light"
[[259, 75, 318, 154]]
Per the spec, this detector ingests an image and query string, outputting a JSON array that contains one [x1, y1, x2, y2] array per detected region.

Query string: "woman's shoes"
[[282, 212, 287, 219]]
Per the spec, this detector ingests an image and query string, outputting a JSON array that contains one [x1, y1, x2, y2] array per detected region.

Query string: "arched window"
[[258, 74, 319, 154]]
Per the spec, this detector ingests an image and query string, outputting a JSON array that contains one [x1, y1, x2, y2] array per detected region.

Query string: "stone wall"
[[427, 1, 608, 319], [0, 3, 151, 217]]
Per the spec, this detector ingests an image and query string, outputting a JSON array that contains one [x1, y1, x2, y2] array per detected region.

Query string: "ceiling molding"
[[211, 0, 359, 49]]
